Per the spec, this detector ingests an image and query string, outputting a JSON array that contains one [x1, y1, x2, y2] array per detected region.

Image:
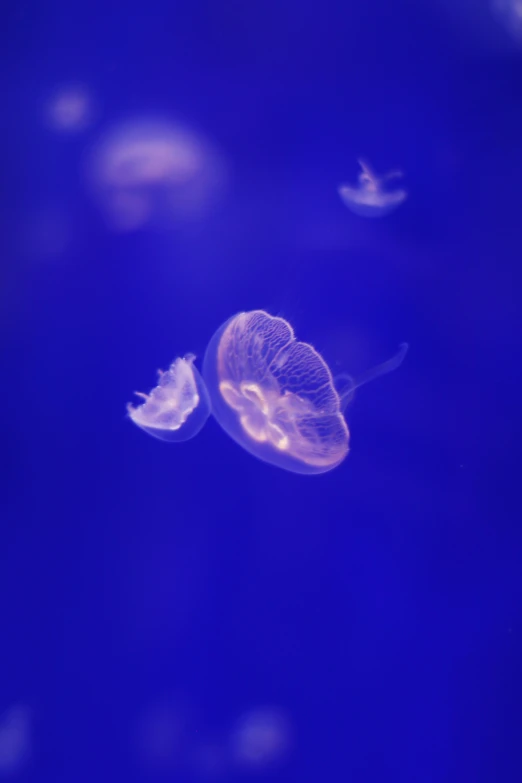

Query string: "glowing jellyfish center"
[[86, 118, 227, 232], [219, 380, 296, 452]]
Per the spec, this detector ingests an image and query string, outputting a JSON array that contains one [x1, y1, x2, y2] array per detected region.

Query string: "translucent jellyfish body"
[[86, 118, 227, 232], [128, 355, 211, 442], [338, 159, 407, 217], [203, 310, 407, 475], [44, 83, 96, 134]]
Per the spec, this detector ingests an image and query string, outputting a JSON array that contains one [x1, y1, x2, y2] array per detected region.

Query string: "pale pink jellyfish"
[[44, 83, 96, 133], [230, 707, 291, 769], [338, 159, 407, 217], [203, 310, 407, 475], [86, 119, 227, 231], [128, 355, 210, 442]]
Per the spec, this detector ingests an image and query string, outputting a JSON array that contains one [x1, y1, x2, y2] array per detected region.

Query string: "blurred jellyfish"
[[44, 83, 96, 133], [0, 704, 31, 775], [128, 354, 211, 442], [202, 310, 408, 475], [230, 708, 291, 770], [338, 158, 407, 217], [85, 118, 227, 231], [492, 0, 522, 41]]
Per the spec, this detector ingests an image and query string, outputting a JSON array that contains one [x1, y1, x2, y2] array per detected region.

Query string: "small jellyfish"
[[338, 158, 407, 217], [202, 310, 407, 475], [0, 704, 31, 775], [128, 354, 211, 442], [44, 83, 96, 133], [230, 707, 291, 769]]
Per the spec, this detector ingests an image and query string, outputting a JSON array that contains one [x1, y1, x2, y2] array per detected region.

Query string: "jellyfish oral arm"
[[357, 159, 377, 190]]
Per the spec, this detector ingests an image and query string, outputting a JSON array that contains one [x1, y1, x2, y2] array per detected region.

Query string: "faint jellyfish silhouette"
[[202, 310, 407, 475], [230, 707, 291, 770], [85, 118, 227, 231], [0, 704, 31, 775], [338, 158, 407, 217], [44, 83, 95, 133], [492, 0, 522, 41], [128, 355, 211, 442]]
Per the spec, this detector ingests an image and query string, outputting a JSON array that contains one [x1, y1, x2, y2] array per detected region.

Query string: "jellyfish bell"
[[338, 185, 407, 218], [0, 704, 31, 776], [230, 707, 291, 770], [85, 118, 227, 232], [203, 311, 408, 475], [203, 311, 347, 475], [338, 158, 407, 218], [128, 354, 211, 442], [43, 83, 96, 133]]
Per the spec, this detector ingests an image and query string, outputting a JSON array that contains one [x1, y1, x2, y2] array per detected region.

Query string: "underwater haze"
[[1, 0, 522, 781]]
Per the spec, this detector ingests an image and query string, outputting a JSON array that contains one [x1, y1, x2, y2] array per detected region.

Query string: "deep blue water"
[[2, 1, 522, 781]]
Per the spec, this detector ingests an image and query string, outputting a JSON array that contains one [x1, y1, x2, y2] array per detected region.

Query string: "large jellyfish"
[[128, 354, 211, 442], [338, 159, 407, 217], [202, 310, 407, 475]]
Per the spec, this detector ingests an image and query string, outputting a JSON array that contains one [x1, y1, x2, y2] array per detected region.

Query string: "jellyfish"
[[492, 0, 522, 42], [202, 310, 408, 475], [127, 354, 211, 442], [338, 158, 407, 217], [44, 83, 95, 133], [85, 118, 227, 232], [0, 705, 31, 776]]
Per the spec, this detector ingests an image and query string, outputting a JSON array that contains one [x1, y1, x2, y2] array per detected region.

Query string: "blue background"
[[2, 0, 522, 781]]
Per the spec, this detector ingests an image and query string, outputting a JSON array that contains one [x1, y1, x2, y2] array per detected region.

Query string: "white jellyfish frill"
[[127, 355, 211, 442]]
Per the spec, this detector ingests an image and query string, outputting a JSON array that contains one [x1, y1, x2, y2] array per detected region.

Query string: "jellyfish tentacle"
[[334, 373, 357, 410], [382, 169, 403, 183], [338, 343, 409, 408]]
